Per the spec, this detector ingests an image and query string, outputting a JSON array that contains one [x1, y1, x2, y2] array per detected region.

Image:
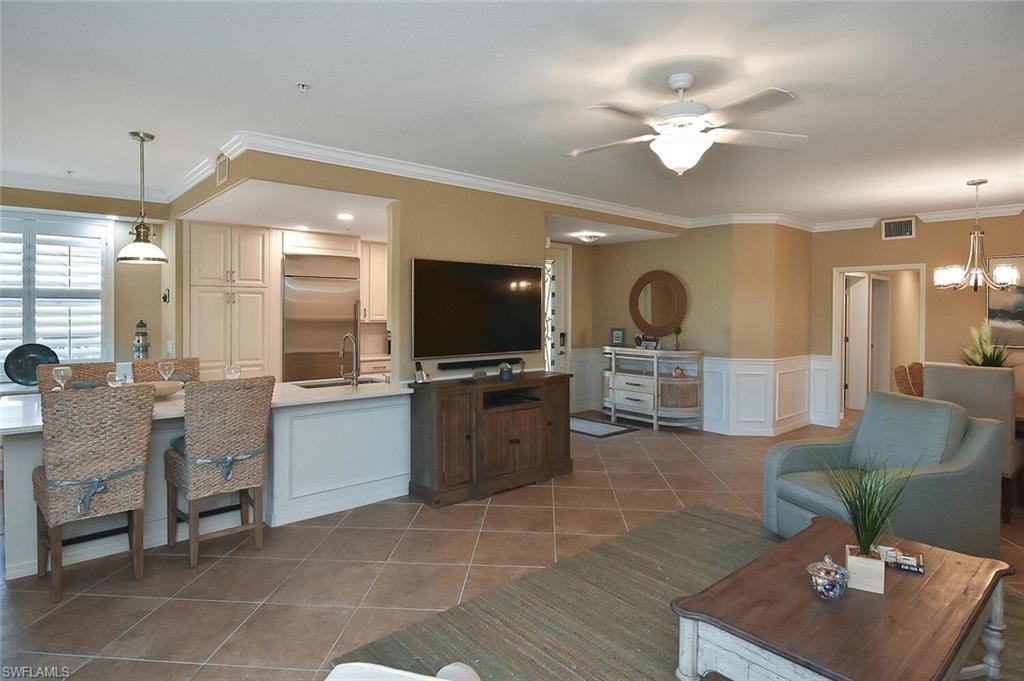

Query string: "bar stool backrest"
[[132, 357, 201, 383], [40, 384, 155, 520], [183, 375, 275, 466], [37, 362, 115, 393]]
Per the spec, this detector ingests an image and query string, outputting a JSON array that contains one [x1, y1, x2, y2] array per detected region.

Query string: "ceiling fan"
[[567, 72, 808, 175]]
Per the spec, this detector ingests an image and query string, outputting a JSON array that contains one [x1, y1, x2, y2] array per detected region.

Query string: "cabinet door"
[[231, 288, 269, 377], [479, 412, 515, 478], [367, 241, 388, 322], [513, 408, 544, 471], [438, 391, 473, 488], [231, 226, 270, 287], [283, 231, 360, 257], [543, 382, 570, 463], [190, 286, 231, 381], [189, 224, 231, 287], [359, 242, 370, 322]]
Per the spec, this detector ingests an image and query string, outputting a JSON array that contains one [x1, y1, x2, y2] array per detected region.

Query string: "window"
[[0, 212, 114, 375]]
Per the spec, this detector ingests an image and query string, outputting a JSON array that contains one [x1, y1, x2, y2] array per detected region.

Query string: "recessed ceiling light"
[[336, 213, 354, 221], [295, 82, 311, 93], [294, 225, 309, 231]]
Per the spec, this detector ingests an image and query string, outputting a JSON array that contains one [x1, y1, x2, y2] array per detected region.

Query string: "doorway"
[[834, 264, 925, 415], [544, 242, 572, 373]]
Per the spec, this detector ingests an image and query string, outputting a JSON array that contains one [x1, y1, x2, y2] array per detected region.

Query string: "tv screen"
[[413, 259, 543, 359]]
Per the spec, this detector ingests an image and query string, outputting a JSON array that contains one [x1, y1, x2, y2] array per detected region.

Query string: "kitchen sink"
[[293, 376, 385, 389]]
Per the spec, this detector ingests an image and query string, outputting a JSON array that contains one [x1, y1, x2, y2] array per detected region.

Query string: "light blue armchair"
[[763, 391, 1003, 557]]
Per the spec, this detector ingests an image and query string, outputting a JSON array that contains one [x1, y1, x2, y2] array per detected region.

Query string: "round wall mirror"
[[629, 270, 688, 337]]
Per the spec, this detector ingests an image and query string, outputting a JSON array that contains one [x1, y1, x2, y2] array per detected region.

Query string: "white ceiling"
[[2, 3, 1022, 224], [183, 180, 393, 240], [546, 214, 675, 245]]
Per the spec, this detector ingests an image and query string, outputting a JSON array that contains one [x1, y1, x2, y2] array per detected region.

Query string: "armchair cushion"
[[776, 471, 850, 522], [851, 392, 967, 468]]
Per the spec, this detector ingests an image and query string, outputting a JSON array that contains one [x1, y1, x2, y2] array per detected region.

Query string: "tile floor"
[[2, 411, 1022, 679]]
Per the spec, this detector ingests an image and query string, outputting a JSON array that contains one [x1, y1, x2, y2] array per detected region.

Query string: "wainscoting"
[[570, 348, 839, 436]]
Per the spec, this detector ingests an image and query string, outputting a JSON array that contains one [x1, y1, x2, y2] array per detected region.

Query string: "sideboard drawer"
[[612, 389, 655, 410], [612, 374, 655, 393]]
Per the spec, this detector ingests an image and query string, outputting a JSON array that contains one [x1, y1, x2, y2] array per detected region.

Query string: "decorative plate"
[[3, 343, 59, 386]]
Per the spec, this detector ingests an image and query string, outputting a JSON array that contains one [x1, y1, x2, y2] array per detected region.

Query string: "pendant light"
[[933, 179, 1019, 291], [116, 131, 168, 264]]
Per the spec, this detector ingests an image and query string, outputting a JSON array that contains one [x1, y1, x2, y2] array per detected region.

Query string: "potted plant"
[[961, 322, 1017, 367], [672, 325, 682, 351], [822, 460, 912, 594]]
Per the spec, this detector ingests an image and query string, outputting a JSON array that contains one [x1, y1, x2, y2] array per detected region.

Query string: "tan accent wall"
[[809, 214, 1024, 381], [888, 269, 922, 389], [585, 228, 734, 356], [565, 242, 595, 347], [0, 186, 169, 220]]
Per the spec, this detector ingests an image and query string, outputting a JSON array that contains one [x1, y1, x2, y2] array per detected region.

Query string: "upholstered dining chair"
[[165, 376, 275, 566], [34, 384, 155, 601], [893, 361, 924, 396], [132, 357, 200, 383], [36, 362, 115, 392]]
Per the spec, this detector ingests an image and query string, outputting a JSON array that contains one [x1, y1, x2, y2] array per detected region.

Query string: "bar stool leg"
[[131, 509, 145, 580], [49, 524, 63, 603], [252, 486, 263, 550], [188, 500, 200, 568], [239, 489, 250, 526], [166, 480, 178, 548], [36, 508, 48, 578]]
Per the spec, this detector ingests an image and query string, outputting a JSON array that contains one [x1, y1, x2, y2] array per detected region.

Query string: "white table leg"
[[981, 579, 1006, 680], [676, 617, 700, 681]]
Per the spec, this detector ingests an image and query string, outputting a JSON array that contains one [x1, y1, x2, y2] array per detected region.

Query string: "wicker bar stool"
[[34, 384, 155, 602], [36, 362, 115, 392], [132, 357, 200, 383], [165, 376, 275, 566]]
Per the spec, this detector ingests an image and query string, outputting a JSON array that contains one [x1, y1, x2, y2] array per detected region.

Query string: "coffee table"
[[672, 517, 1013, 681]]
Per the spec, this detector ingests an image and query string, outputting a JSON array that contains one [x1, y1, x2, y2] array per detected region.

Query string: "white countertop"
[[0, 380, 412, 436]]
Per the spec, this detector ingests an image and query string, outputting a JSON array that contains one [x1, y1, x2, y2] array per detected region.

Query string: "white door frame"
[[831, 263, 926, 421], [544, 241, 573, 375]]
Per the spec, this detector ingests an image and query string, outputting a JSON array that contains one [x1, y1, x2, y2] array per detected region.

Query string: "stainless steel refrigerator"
[[282, 254, 360, 382]]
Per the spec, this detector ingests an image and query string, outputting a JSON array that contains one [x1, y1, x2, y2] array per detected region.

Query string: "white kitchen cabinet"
[[282, 231, 360, 257], [360, 358, 391, 375], [360, 240, 388, 323], [231, 226, 271, 287], [231, 288, 270, 377], [189, 224, 232, 286], [189, 286, 231, 381]]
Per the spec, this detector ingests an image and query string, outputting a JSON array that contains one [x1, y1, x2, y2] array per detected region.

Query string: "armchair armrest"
[[764, 430, 856, 480]]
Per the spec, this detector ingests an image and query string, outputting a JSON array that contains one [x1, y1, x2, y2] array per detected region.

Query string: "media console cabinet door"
[[479, 411, 517, 478], [438, 390, 473, 488], [543, 381, 570, 462], [512, 408, 544, 471]]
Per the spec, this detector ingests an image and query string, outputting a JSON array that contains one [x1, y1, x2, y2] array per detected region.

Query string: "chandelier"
[[933, 179, 1018, 291]]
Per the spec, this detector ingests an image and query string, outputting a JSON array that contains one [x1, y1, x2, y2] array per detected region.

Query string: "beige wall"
[[0, 186, 169, 220], [888, 269, 922, 389], [584, 228, 734, 356], [810, 214, 1024, 377], [565, 242, 595, 348]]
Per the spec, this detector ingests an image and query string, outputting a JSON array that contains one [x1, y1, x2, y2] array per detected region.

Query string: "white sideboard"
[[601, 346, 703, 431]]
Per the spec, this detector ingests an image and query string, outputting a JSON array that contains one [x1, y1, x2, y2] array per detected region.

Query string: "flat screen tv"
[[413, 258, 543, 359]]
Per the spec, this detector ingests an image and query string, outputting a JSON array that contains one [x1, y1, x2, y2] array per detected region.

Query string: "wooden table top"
[[672, 517, 1013, 681]]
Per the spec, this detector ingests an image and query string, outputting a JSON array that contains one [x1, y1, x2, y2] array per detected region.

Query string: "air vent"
[[215, 154, 229, 186], [881, 217, 915, 240]]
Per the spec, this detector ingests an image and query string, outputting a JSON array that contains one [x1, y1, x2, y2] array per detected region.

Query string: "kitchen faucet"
[[340, 332, 359, 387]]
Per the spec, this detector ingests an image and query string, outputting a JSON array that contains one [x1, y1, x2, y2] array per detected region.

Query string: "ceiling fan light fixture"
[[648, 131, 717, 175], [116, 131, 168, 265]]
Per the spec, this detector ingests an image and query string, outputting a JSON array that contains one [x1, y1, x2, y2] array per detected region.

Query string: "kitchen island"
[[0, 380, 412, 579]]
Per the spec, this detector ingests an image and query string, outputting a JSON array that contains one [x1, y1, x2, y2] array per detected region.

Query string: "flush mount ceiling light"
[[116, 132, 168, 264], [336, 213, 354, 221], [933, 179, 1020, 291], [295, 82, 311, 93], [570, 231, 605, 243]]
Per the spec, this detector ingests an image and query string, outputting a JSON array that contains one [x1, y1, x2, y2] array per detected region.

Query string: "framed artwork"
[[610, 327, 625, 346], [987, 255, 1024, 347]]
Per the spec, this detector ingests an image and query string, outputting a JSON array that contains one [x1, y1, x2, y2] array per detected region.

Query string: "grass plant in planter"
[[823, 459, 913, 594]]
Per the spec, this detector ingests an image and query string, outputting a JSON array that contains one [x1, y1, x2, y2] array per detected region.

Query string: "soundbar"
[[436, 357, 523, 372]]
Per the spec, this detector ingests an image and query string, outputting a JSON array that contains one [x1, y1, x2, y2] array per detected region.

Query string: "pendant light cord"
[[138, 136, 146, 222]]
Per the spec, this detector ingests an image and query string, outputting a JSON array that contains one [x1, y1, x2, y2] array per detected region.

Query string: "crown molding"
[[686, 212, 815, 232], [165, 157, 216, 203], [916, 203, 1024, 223], [814, 217, 880, 232], [218, 130, 693, 229]]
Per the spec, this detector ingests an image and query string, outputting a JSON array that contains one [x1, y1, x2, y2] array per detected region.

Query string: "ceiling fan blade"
[[712, 128, 808, 150], [588, 103, 654, 125], [705, 87, 796, 127], [566, 134, 657, 158]]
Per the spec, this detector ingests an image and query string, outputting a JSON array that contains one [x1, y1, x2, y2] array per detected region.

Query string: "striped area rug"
[[334, 507, 1023, 680]]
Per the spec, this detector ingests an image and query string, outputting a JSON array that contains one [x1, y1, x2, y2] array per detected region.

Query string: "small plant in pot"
[[822, 458, 913, 594], [961, 321, 1017, 367]]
